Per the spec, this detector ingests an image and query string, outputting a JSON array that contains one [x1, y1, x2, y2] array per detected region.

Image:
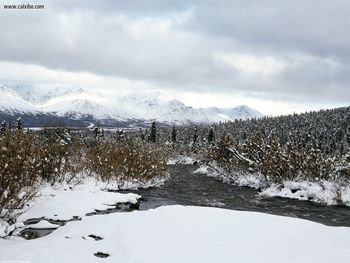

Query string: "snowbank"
[[98, 175, 169, 191], [0, 178, 141, 238], [167, 155, 197, 165], [193, 165, 210, 174], [1, 206, 350, 263], [196, 164, 350, 207], [260, 181, 350, 206], [17, 179, 140, 222]]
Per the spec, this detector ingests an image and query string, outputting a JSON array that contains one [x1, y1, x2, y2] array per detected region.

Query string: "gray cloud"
[[0, 0, 349, 106]]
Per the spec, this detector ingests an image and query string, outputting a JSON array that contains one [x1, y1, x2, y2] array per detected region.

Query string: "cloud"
[[0, 0, 349, 113], [215, 52, 285, 76]]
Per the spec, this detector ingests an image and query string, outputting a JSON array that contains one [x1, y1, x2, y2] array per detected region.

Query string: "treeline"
[[154, 106, 350, 184]]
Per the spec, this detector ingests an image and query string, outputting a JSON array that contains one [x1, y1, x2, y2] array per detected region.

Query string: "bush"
[[0, 130, 82, 219], [0, 132, 40, 219], [0, 128, 169, 225], [84, 137, 167, 185]]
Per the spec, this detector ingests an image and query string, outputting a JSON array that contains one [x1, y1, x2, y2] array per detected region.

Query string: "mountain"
[[0, 84, 263, 127], [206, 105, 263, 121], [39, 88, 130, 121], [0, 85, 39, 113]]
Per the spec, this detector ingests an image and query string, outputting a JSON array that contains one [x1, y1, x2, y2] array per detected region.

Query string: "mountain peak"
[[0, 84, 38, 113], [0, 84, 19, 97]]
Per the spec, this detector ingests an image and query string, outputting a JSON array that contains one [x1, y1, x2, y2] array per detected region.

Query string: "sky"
[[0, 0, 349, 115]]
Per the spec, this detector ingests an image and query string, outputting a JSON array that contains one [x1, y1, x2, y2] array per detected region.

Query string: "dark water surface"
[[134, 165, 350, 227]]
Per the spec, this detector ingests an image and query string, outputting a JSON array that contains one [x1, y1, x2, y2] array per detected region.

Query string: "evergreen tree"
[[116, 129, 124, 140], [171, 125, 177, 143], [100, 129, 105, 139], [0, 121, 6, 135], [149, 122, 157, 143], [208, 127, 215, 144], [193, 125, 198, 144], [93, 127, 99, 139], [139, 128, 145, 141], [17, 117, 23, 130]]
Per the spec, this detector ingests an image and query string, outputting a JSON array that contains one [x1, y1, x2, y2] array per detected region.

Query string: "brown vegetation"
[[84, 137, 167, 183], [0, 130, 168, 220]]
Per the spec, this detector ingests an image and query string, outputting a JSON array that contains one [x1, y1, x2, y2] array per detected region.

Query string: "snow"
[[25, 220, 60, 229], [193, 165, 210, 174], [198, 164, 350, 207], [17, 179, 141, 222], [0, 177, 152, 238], [39, 88, 130, 120], [206, 105, 263, 120], [260, 181, 350, 206], [1, 205, 350, 263], [0, 84, 39, 113], [99, 175, 168, 191], [167, 156, 197, 165]]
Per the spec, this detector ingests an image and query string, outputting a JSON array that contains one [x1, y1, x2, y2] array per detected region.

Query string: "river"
[[133, 165, 350, 227]]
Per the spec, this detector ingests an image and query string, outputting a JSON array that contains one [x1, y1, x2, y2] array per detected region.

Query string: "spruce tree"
[[208, 127, 214, 144], [139, 128, 145, 140], [150, 122, 157, 143], [0, 121, 6, 135], [193, 125, 198, 144], [171, 125, 177, 143], [17, 117, 23, 130], [93, 127, 99, 139]]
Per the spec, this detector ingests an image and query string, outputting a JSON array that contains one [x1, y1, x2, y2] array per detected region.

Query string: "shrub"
[[84, 137, 167, 185], [0, 132, 40, 219], [0, 129, 81, 219]]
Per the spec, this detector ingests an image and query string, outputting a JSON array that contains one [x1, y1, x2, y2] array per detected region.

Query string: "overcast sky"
[[0, 0, 349, 115]]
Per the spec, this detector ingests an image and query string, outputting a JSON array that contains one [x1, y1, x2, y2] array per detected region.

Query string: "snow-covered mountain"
[[0, 84, 262, 126], [205, 106, 263, 121], [116, 92, 262, 123], [0, 85, 39, 113]]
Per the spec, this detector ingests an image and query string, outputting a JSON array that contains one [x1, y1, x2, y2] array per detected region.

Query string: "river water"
[[134, 165, 350, 227]]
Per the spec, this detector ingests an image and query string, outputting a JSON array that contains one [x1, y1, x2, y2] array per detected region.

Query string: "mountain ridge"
[[0, 84, 263, 127]]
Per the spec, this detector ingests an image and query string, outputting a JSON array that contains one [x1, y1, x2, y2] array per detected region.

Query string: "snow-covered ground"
[[1, 167, 350, 262], [194, 165, 350, 206], [1, 205, 350, 263], [0, 179, 141, 238], [18, 180, 141, 222]]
